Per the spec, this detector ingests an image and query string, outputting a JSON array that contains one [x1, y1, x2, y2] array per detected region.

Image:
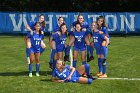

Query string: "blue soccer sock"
[[84, 64, 90, 76], [88, 78, 93, 84], [29, 64, 32, 73], [90, 45, 94, 57], [82, 61, 86, 65], [103, 46, 108, 59], [53, 60, 57, 70], [36, 64, 40, 73], [50, 49, 56, 64], [66, 45, 71, 56], [98, 58, 103, 73], [40, 47, 45, 54], [73, 60, 77, 68], [102, 59, 107, 74], [26, 48, 31, 57]]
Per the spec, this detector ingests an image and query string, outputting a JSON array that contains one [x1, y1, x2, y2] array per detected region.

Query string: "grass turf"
[[0, 36, 140, 93]]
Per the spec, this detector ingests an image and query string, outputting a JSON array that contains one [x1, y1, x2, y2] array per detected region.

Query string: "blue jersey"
[[52, 65, 80, 82], [99, 27, 110, 38], [72, 31, 87, 48], [92, 31, 105, 54], [52, 33, 67, 46], [92, 31, 105, 48], [30, 31, 44, 53], [53, 24, 60, 33], [52, 33, 67, 52]]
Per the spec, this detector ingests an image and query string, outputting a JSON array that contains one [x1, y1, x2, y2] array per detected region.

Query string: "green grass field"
[[0, 36, 140, 93]]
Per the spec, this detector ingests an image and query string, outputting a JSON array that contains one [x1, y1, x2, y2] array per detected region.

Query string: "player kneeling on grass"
[[28, 22, 44, 77], [51, 60, 96, 84]]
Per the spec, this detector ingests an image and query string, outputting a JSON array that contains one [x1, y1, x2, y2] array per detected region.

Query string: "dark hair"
[[34, 21, 41, 37], [58, 16, 64, 21], [77, 14, 85, 23], [60, 23, 68, 36], [39, 14, 46, 28], [97, 16, 107, 29], [75, 21, 82, 31]]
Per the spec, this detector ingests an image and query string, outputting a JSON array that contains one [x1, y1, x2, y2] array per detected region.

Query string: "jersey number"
[[36, 41, 40, 45]]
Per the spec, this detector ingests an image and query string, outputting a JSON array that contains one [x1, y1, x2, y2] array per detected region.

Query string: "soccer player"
[[50, 23, 68, 70], [49, 17, 66, 69], [51, 60, 96, 84], [66, 22, 90, 68], [25, 14, 46, 64], [28, 22, 44, 77], [97, 16, 110, 62], [91, 21, 109, 78], [66, 14, 91, 61]]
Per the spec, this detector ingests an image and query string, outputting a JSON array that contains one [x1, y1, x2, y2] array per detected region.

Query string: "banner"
[[0, 12, 140, 34]]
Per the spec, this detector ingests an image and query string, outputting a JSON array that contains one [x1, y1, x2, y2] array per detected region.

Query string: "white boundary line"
[[98, 78, 140, 81], [70, 49, 73, 66]]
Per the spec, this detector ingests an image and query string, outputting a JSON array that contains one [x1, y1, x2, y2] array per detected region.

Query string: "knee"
[[35, 58, 40, 64], [30, 57, 34, 63]]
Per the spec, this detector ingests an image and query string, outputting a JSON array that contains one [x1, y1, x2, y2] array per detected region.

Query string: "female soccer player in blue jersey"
[[97, 16, 110, 62], [49, 17, 66, 69], [91, 22, 109, 78], [66, 15, 92, 63], [51, 60, 95, 84], [66, 22, 90, 68], [25, 14, 46, 64], [50, 23, 68, 70], [28, 22, 44, 77]]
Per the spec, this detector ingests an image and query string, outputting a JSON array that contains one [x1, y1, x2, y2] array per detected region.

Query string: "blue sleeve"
[[66, 65, 70, 70], [53, 25, 60, 32], [102, 27, 108, 35], [52, 33, 58, 40], [28, 21, 36, 31], [99, 34, 105, 40], [69, 31, 74, 36], [85, 31, 90, 36], [52, 69, 57, 77], [72, 21, 77, 27], [41, 34, 44, 39]]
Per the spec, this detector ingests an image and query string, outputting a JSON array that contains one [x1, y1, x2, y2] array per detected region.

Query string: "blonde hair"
[[57, 60, 65, 72], [92, 21, 98, 29]]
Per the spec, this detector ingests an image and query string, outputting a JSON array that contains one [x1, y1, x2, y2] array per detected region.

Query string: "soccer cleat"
[[89, 56, 94, 61], [82, 72, 87, 77], [49, 62, 53, 69], [87, 75, 97, 80], [64, 55, 70, 62], [97, 72, 103, 77], [29, 73, 32, 77], [99, 74, 107, 78], [36, 73, 40, 77]]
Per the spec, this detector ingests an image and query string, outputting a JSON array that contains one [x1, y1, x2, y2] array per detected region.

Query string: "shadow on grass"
[[0, 70, 52, 76], [40, 79, 52, 82]]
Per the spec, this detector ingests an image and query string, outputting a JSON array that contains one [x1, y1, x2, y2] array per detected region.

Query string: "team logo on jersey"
[[75, 36, 83, 42], [93, 37, 98, 43]]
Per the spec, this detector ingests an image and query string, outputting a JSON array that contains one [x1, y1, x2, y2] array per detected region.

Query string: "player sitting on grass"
[[51, 60, 96, 84]]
